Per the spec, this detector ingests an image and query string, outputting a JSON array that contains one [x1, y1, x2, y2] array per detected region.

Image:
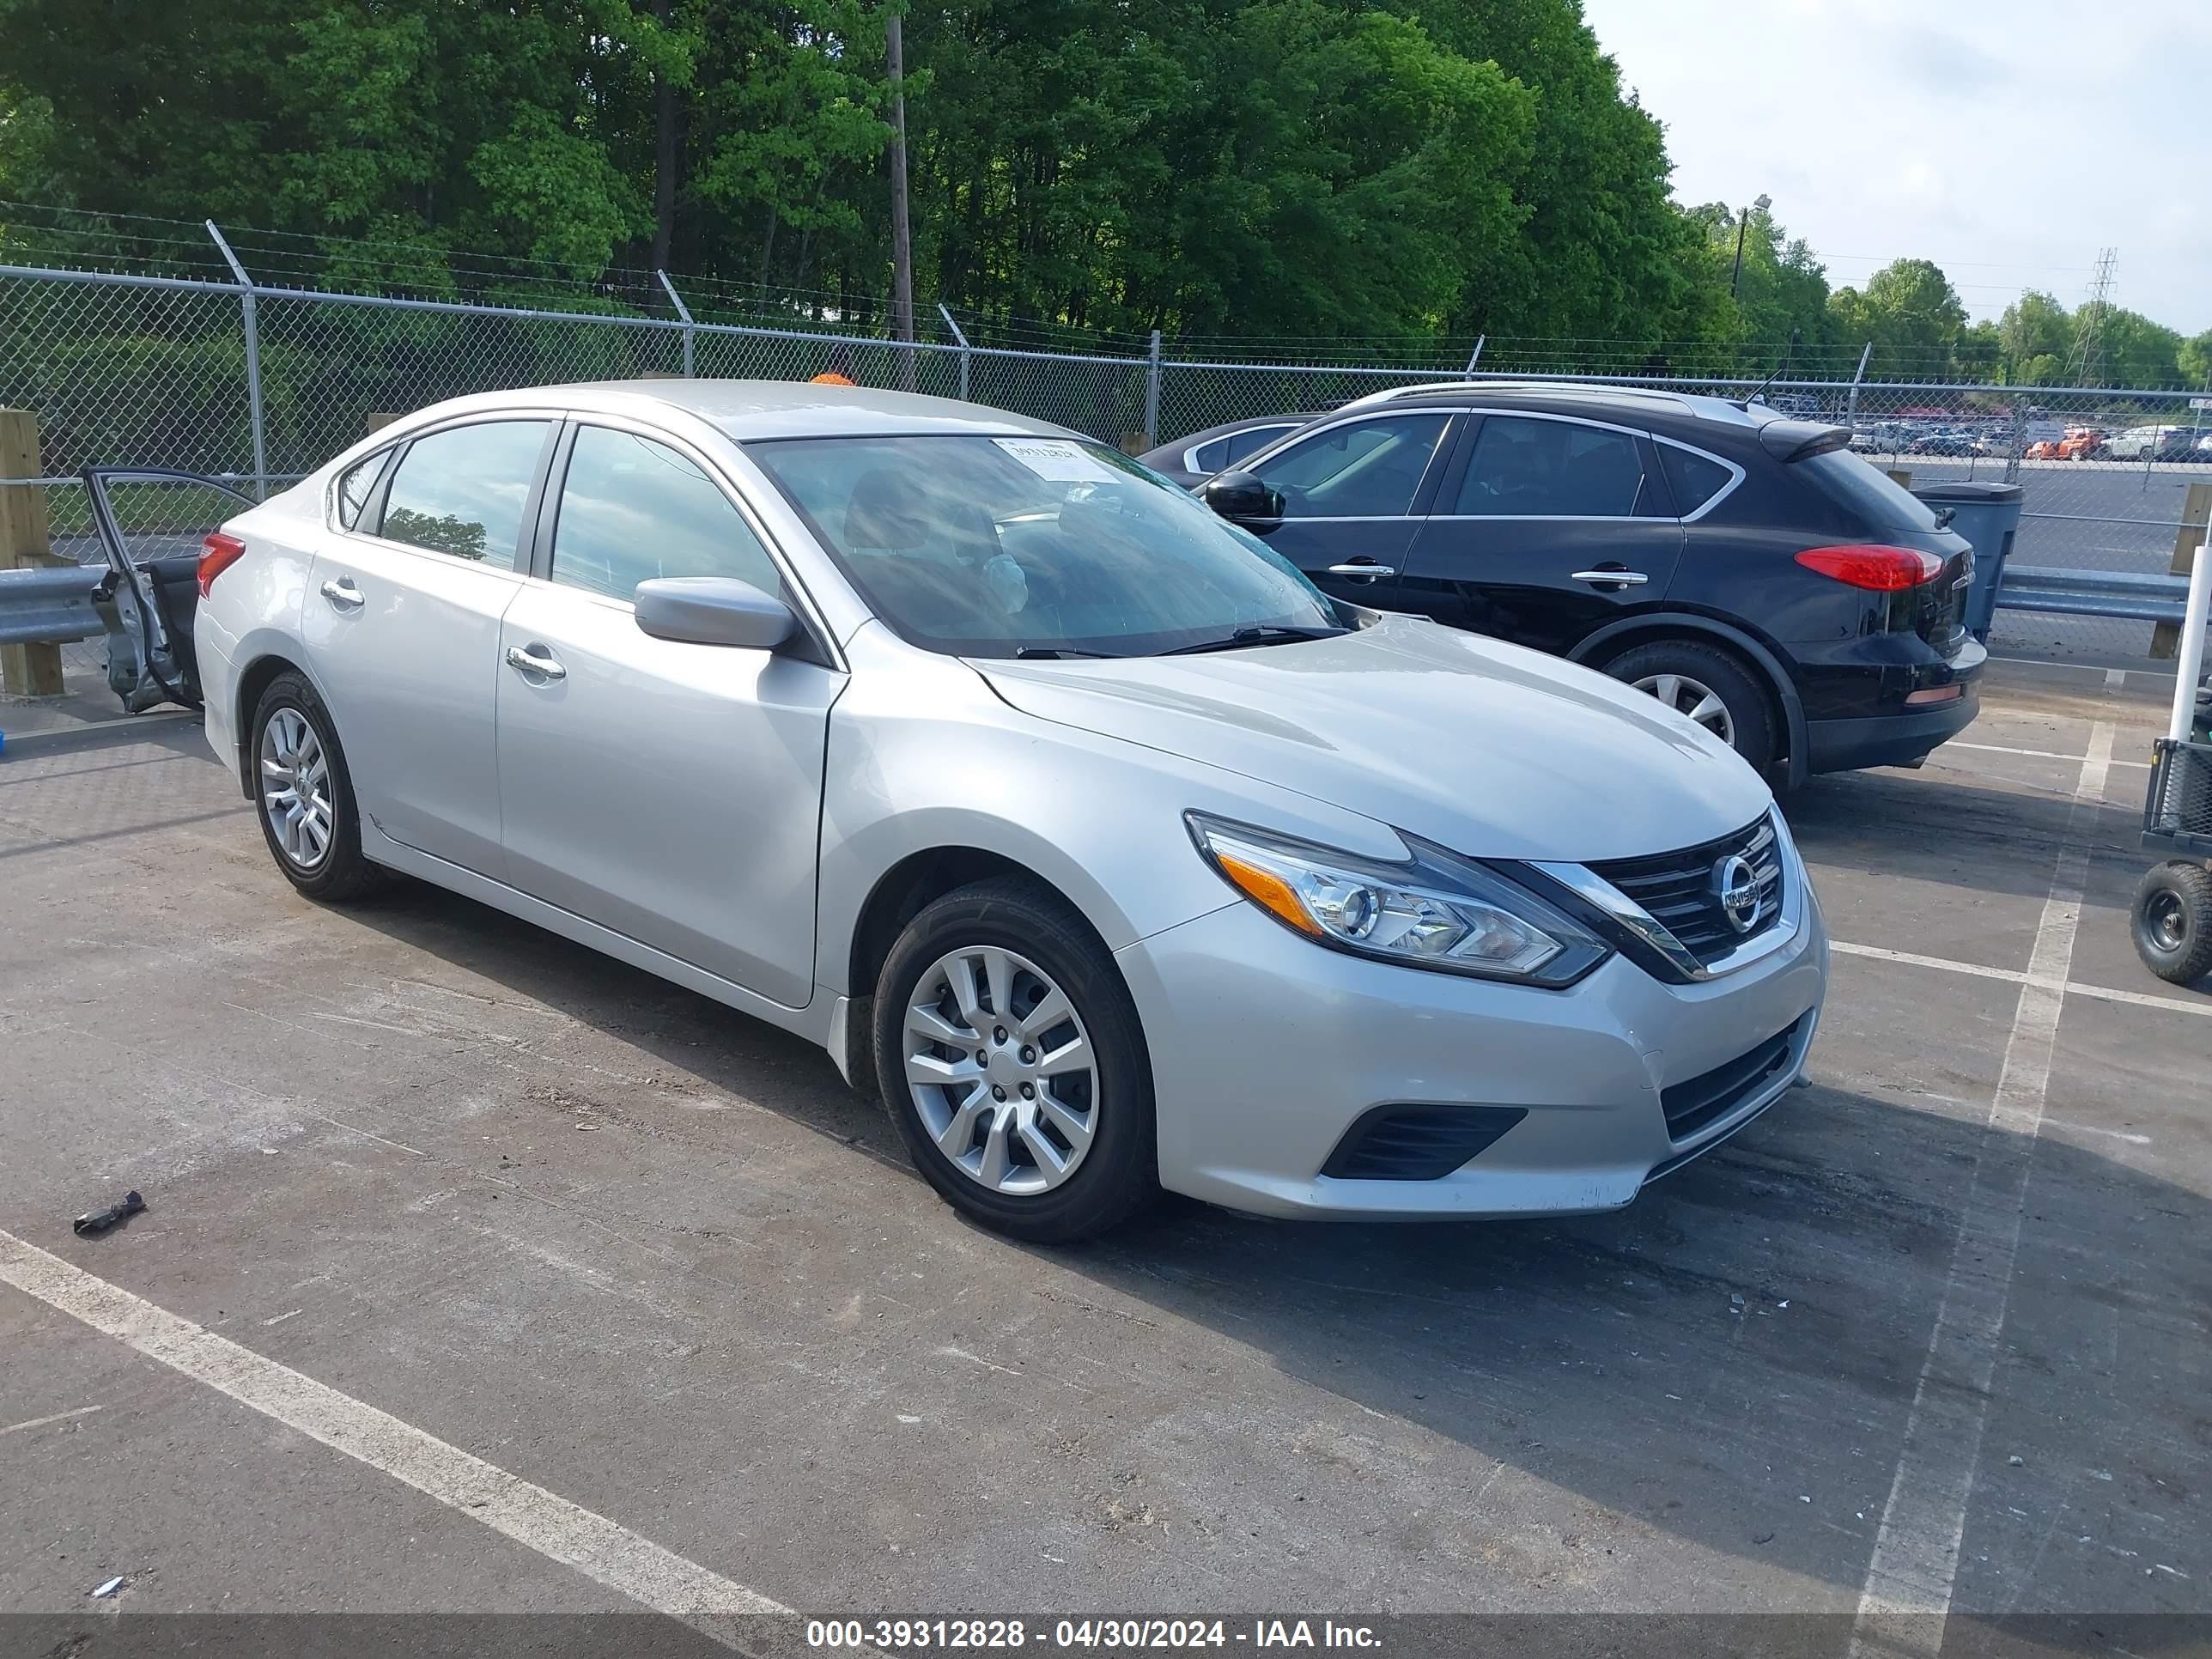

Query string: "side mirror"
[[634, 576, 797, 651], [1201, 469, 1284, 532]]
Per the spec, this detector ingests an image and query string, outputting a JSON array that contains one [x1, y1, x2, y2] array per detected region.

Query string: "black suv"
[[1195, 384, 1984, 786]]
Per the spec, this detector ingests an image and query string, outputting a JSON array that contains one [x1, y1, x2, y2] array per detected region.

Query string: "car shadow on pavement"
[[337, 876, 2210, 1610]]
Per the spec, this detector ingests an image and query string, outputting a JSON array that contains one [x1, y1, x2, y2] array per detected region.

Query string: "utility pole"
[[2067, 247, 2117, 388], [1729, 206, 1749, 300], [886, 6, 916, 392]]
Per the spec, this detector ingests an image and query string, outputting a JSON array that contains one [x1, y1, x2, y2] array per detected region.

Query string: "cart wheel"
[[2130, 860, 2212, 985]]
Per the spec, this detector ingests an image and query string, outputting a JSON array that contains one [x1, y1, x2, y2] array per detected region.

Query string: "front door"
[[1240, 410, 1457, 610], [495, 420, 843, 1009], [1400, 412, 1685, 656], [302, 416, 555, 878]]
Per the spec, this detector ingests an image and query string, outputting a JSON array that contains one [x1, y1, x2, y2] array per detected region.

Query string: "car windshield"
[[746, 434, 1343, 658]]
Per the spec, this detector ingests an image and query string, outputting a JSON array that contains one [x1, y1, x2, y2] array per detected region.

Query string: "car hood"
[[974, 614, 1772, 863]]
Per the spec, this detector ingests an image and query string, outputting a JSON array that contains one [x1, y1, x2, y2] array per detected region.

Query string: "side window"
[[1455, 416, 1646, 518], [1222, 423, 1294, 465], [380, 422, 550, 564], [1189, 436, 1233, 472], [1253, 414, 1449, 518], [336, 450, 391, 529], [550, 426, 782, 604], [1658, 445, 1735, 518]]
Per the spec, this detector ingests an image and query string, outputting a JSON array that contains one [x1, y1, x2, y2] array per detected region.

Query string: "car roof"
[[495, 379, 1079, 442], [1338, 380, 1784, 434]]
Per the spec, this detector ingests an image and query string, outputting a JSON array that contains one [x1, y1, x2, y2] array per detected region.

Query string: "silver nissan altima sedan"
[[195, 381, 1827, 1241]]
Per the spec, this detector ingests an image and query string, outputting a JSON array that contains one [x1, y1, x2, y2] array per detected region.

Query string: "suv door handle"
[[319, 577, 365, 611], [1570, 568, 1649, 586], [1326, 563, 1397, 580], [505, 644, 567, 681]]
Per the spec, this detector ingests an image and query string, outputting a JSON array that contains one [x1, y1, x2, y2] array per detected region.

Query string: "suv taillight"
[[1794, 544, 1945, 592], [198, 532, 246, 598]]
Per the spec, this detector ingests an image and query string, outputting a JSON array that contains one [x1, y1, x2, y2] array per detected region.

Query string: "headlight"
[[1184, 812, 1610, 988]]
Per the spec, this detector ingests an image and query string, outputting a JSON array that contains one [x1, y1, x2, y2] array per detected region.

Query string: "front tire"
[[250, 671, 382, 902], [1601, 640, 1778, 774], [2130, 860, 2212, 985], [872, 878, 1157, 1243]]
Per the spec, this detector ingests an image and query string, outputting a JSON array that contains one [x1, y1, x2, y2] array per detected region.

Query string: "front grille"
[[1588, 815, 1784, 966], [1321, 1104, 1527, 1181], [1662, 1016, 1804, 1142]]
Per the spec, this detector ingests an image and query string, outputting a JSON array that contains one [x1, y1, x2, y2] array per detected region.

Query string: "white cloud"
[[1578, 0, 2212, 337]]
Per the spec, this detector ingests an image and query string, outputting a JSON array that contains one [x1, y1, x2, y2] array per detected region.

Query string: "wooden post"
[[1886, 468, 1913, 491], [0, 407, 67, 698], [2148, 480, 2212, 659], [364, 413, 401, 436]]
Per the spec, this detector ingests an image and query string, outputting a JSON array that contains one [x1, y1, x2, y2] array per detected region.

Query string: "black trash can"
[[1911, 479, 2024, 642]]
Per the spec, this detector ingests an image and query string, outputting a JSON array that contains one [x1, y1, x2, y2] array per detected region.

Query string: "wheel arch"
[[1568, 611, 1808, 790], [230, 647, 326, 799]]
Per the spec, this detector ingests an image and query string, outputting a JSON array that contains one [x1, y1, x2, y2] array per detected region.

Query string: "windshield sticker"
[[993, 437, 1121, 483]]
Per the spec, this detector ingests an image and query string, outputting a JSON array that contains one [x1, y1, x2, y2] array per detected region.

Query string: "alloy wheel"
[[903, 945, 1098, 1196], [1632, 672, 1735, 744], [259, 707, 333, 871]]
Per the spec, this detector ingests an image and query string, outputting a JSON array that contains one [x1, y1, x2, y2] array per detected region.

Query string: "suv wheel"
[[250, 672, 382, 902], [1602, 641, 1777, 773], [873, 877, 1156, 1243]]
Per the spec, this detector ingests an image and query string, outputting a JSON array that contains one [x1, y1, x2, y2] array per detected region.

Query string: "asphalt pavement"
[[0, 663, 2205, 1650]]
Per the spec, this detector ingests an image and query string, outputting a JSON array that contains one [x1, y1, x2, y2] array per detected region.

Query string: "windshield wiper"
[[1156, 624, 1346, 657], [1012, 646, 1119, 659]]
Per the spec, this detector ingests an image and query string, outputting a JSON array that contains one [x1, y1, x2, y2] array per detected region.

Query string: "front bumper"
[[1115, 853, 1827, 1220]]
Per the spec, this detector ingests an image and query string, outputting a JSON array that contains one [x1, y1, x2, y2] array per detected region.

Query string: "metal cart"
[[2132, 535, 2212, 983]]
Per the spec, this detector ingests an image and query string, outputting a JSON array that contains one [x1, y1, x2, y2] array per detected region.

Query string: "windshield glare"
[[746, 434, 1341, 657]]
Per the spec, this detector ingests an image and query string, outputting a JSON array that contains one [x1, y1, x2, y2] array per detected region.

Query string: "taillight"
[[1794, 544, 1946, 592], [198, 532, 246, 598]]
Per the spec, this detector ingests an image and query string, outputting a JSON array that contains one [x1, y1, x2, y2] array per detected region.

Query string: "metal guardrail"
[[0, 562, 103, 647], [1994, 565, 2191, 624]]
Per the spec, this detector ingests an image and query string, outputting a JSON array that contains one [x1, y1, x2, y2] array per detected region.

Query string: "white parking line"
[[1828, 940, 2212, 1019], [0, 1229, 786, 1637], [1849, 720, 2111, 1658], [1946, 740, 2149, 769]]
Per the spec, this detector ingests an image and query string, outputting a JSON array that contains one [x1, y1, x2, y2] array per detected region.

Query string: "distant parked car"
[[1137, 415, 1316, 488], [2103, 423, 2196, 461], [1195, 383, 1984, 787]]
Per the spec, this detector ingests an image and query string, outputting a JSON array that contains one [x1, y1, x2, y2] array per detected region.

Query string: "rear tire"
[[2130, 860, 2212, 985], [1601, 640, 1778, 774], [250, 672, 382, 902], [873, 877, 1156, 1243]]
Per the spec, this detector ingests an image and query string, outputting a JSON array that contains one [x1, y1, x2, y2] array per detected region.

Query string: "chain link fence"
[[5, 255, 2208, 672]]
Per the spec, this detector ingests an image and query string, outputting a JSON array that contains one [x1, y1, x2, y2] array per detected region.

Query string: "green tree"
[[1827, 258, 1967, 373]]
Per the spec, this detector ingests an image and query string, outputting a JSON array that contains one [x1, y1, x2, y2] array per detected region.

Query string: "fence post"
[[1844, 341, 1873, 428], [657, 270, 696, 377], [2003, 396, 2029, 486], [0, 408, 66, 698], [938, 303, 971, 402], [1464, 335, 1486, 380], [2148, 480, 2212, 659], [1144, 330, 1163, 450], [204, 221, 268, 500]]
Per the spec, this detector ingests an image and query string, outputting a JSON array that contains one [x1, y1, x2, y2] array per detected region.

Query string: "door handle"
[[319, 577, 365, 611], [505, 644, 567, 681], [1325, 563, 1398, 580], [1570, 568, 1650, 586]]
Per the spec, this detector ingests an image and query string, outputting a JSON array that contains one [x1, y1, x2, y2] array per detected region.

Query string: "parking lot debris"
[[72, 1191, 144, 1237], [90, 1577, 123, 1598]]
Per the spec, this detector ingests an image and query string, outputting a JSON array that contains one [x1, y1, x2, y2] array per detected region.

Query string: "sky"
[[1577, 0, 2212, 337]]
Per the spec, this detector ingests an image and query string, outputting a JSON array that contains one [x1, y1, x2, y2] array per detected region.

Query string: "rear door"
[[494, 417, 842, 1008], [1398, 411, 1685, 655], [1239, 410, 1457, 609], [303, 416, 556, 878]]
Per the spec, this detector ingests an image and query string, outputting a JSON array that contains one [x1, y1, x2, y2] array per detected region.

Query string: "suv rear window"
[[1798, 449, 1941, 534]]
